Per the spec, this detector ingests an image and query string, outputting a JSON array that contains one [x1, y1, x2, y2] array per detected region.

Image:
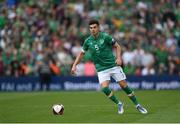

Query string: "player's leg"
[[118, 80, 138, 105], [98, 69, 124, 114], [101, 81, 119, 105], [112, 66, 147, 114], [118, 80, 148, 114], [101, 81, 124, 114]]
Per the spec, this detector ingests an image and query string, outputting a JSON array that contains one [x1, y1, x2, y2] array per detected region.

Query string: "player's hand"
[[115, 58, 122, 66], [71, 66, 76, 75]]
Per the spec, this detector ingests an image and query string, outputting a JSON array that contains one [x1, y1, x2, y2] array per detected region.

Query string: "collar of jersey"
[[91, 32, 101, 40]]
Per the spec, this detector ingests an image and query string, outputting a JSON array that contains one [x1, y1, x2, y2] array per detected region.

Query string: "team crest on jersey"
[[99, 39, 104, 44]]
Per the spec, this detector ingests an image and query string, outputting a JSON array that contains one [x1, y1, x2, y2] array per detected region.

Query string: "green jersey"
[[82, 32, 116, 72]]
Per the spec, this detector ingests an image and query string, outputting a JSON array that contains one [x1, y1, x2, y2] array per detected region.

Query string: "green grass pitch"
[[0, 90, 180, 123]]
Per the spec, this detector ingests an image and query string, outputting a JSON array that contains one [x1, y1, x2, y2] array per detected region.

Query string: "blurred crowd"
[[0, 0, 179, 77]]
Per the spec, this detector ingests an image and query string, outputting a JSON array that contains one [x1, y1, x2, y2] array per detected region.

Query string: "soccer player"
[[71, 19, 148, 114]]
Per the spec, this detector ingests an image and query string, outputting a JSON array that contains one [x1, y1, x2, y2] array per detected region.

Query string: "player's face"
[[89, 24, 99, 36]]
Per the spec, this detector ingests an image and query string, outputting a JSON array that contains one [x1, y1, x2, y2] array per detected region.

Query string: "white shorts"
[[97, 66, 126, 84]]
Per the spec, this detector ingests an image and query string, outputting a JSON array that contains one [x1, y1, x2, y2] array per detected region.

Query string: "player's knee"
[[119, 80, 127, 88], [101, 81, 109, 87]]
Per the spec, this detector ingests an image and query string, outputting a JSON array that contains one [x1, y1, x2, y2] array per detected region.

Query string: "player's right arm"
[[71, 51, 85, 75], [71, 39, 89, 75]]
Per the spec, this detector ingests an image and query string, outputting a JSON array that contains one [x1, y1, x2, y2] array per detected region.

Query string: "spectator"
[[76, 62, 85, 76], [0, 55, 4, 76], [141, 65, 155, 76], [122, 44, 135, 66], [141, 51, 155, 67], [38, 60, 51, 91], [84, 61, 96, 76], [49, 59, 61, 75]]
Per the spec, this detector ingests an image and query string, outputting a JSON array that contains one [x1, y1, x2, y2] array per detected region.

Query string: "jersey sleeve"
[[105, 33, 116, 45], [82, 40, 88, 53]]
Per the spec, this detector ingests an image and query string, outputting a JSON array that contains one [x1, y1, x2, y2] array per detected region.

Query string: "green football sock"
[[123, 86, 138, 105], [102, 87, 119, 104]]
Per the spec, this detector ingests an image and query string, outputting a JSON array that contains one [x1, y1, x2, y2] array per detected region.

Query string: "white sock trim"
[[118, 101, 123, 104]]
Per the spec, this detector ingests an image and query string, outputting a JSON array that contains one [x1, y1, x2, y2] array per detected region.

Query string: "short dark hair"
[[89, 19, 99, 26]]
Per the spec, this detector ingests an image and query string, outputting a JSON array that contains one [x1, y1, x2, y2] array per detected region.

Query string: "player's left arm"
[[105, 33, 123, 65], [113, 42, 123, 66]]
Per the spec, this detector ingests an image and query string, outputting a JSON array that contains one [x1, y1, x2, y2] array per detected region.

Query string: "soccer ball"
[[52, 104, 64, 115]]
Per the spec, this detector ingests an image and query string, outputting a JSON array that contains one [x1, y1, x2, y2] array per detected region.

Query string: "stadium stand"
[[0, 0, 179, 77]]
